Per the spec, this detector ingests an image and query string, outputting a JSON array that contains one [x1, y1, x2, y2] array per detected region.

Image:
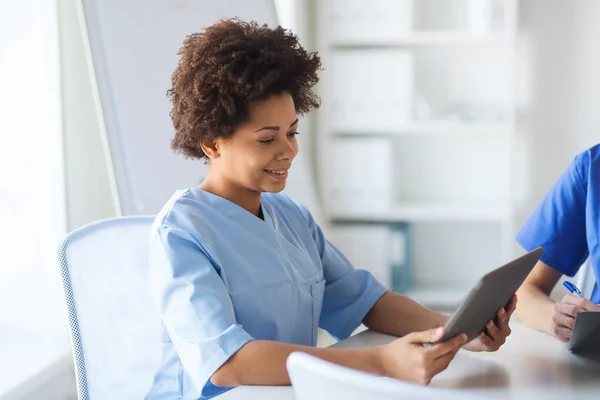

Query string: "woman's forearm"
[[212, 291, 450, 388], [363, 291, 448, 336], [210, 339, 382, 387]]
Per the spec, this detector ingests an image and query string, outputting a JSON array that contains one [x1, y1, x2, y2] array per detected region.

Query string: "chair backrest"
[[577, 258, 597, 299], [287, 352, 474, 400], [58, 216, 162, 400]]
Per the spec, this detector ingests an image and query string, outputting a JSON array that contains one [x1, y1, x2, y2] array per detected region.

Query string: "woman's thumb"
[[409, 327, 445, 344], [430, 327, 445, 342]]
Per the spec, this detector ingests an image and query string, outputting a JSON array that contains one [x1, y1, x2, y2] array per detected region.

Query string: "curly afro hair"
[[168, 18, 322, 160]]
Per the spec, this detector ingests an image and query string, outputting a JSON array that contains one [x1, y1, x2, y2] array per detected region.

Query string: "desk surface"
[[220, 323, 600, 400]]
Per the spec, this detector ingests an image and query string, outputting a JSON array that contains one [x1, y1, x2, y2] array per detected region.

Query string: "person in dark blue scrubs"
[[515, 145, 600, 342]]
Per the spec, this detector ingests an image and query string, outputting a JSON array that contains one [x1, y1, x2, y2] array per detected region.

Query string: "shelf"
[[330, 32, 510, 48], [330, 204, 511, 223], [403, 284, 470, 312], [331, 121, 510, 137]]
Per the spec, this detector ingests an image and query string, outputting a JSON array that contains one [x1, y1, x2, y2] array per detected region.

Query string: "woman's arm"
[[211, 327, 467, 387], [362, 291, 447, 336], [363, 290, 516, 352], [211, 340, 380, 387]]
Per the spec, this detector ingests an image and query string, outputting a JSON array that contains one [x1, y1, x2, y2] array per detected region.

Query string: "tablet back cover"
[[570, 311, 600, 353]]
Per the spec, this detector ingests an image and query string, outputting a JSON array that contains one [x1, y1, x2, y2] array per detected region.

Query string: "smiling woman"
[[199, 94, 301, 201], [166, 18, 320, 218], [144, 17, 515, 400]]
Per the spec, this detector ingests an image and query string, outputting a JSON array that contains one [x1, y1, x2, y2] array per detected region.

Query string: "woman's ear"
[[201, 141, 220, 160]]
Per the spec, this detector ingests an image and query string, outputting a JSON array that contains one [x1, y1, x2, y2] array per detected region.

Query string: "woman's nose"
[[277, 137, 298, 160]]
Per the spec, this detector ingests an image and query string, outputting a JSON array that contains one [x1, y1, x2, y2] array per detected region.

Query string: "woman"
[[515, 145, 600, 341], [147, 19, 515, 399]]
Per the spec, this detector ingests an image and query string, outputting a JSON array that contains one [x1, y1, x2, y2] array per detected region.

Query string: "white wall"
[[518, 0, 600, 221], [570, 2, 600, 154], [518, 0, 600, 299], [58, 0, 322, 229], [59, 0, 116, 231], [9, 0, 119, 398], [0, 1, 77, 398]]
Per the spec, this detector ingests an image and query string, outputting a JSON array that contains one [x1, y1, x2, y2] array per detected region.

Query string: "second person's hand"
[[463, 294, 518, 352], [376, 327, 467, 384], [552, 294, 600, 342]]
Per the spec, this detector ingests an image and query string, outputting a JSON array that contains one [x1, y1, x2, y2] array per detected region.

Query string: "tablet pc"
[[438, 247, 544, 343], [569, 311, 600, 353]]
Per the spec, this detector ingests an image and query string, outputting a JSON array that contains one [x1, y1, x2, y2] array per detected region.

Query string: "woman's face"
[[209, 92, 299, 193]]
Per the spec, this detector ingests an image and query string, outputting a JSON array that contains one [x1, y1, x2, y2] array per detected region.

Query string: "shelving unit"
[[331, 203, 511, 224], [313, 0, 520, 311], [404, 285, 469, 313], [332, 120, 510, 137], [330, 32, 509, 47]]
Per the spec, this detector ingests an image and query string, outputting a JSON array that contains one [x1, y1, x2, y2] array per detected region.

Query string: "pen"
[[563, 281, 584, 298]]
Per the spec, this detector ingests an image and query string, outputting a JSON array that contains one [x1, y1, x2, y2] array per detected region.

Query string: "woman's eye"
[[258, 132, 299, 144]]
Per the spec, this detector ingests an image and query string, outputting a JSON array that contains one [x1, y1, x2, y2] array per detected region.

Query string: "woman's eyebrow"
[[254, 118, 299, 132]]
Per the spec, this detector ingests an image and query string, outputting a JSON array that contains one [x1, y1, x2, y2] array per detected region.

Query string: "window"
[[0, 1, 70, 396]]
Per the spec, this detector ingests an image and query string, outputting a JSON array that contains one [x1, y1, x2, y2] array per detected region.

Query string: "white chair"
[[57, 216, 162, 400], [577, 257, 597, 299], [287, 352, 475, 400]]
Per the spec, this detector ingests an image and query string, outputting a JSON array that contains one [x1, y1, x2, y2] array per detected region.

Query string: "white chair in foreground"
[[57, 216, 162, 399], [287, 352, 475, 400]]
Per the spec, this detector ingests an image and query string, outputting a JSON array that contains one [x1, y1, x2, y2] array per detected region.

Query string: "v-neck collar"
[[188, 188, 275, 230], [187, 188, 313, 265]]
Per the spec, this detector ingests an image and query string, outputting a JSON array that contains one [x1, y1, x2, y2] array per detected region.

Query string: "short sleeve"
[[516, 153, 589, 276], [148, 223, 253, 393], [296, 204, 388, 340]]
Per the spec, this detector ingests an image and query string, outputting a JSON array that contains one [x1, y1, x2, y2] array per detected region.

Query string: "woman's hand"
[[551, 294, 600, 342], [376, 327, 467, 384], [463, 294, 517, 352]]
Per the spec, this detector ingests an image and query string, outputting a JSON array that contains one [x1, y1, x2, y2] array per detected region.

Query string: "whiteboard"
[[79, 0, 321, 217]]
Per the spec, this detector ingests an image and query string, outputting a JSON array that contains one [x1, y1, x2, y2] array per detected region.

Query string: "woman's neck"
[[198, 173, 262, 217]]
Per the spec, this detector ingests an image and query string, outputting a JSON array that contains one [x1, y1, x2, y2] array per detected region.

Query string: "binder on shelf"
[[329, 0, 413, 44], [330, 139, 361, 210], [329, 137, 392, 213], [466, 0, 506, 34], [327, 222, 412, 292], [329, 50, 414, 132], [348, 138, 365, 206], [327, 224, 392, 288], [329, 139, 348, 210], [388, 223, 412, 294], [367, 138, 393, 211]]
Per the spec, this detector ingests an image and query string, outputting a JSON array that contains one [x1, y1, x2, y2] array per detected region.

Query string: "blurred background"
[[1, 0, 599, 398]]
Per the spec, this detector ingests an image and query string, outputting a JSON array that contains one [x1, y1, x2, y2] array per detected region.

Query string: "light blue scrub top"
[[145, 188, 387, 399], [516, 144, 600, 304]]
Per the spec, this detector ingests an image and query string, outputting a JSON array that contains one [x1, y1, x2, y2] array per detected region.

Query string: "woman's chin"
[[262, 181, 287, 193]]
